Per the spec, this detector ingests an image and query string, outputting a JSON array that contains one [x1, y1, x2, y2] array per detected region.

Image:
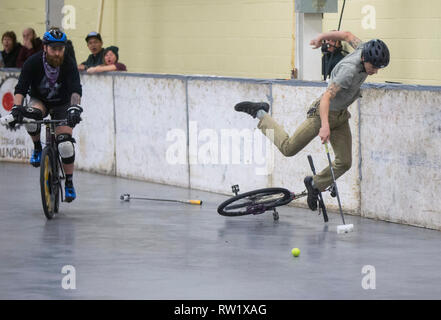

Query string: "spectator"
[[16, 28, 43, 67], [1, 31, 22, 68], [86, 46, 127, 73], [65, 39, 78, 65], [78, 31, 104, 70], [321, 38, 347, 81]]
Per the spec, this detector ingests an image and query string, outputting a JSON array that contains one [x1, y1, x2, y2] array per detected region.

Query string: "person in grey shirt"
[[234, 30, 390, 211]]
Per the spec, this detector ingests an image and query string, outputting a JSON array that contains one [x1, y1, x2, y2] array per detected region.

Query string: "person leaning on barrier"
[[16, 28, 43, 68], [234, 31, 390, 212], [7, 28, 83, 203], [1, 31, 22, 68], [86, 46, 127, 74], [78, 31, 104, 71]]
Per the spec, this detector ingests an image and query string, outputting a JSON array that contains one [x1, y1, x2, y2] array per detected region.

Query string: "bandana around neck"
[[42, 52, 60, 87]]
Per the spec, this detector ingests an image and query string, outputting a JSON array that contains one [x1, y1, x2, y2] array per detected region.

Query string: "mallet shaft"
[[324, 143, 345, 225]]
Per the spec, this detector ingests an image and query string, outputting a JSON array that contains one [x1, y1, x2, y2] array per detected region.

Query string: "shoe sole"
[[304, 176, 318, 211], [234, 101, 270, 115]]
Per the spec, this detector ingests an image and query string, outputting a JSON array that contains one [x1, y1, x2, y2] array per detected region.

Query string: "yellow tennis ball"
[[291, 248, 300, 257]]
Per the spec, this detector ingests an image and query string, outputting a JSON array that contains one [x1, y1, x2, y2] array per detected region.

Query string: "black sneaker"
[[304, 176, 319, 211], [234, 101, 269, 118]]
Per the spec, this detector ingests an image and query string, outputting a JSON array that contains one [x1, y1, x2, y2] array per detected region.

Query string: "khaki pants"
[[257, 102, 352, 191]]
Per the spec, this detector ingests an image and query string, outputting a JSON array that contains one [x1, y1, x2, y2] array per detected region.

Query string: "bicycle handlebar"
[[0, 115, 67, 126]]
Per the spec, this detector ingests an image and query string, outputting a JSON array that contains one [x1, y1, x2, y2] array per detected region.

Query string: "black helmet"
[[362, 39, 390, 68]]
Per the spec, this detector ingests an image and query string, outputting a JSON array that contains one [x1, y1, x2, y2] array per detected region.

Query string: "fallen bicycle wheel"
[[217, 188, 293, 217]]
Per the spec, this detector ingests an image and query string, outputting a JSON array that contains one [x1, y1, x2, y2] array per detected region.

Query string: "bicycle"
[[217, 154, 337, 223], [1, 114, 67, 219]]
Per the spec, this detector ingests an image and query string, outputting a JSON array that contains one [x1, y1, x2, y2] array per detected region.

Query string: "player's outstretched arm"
[[310, 31, 362, 50]]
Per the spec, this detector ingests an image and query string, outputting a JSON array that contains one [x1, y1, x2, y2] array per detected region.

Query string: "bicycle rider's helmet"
[[362, 39, 390, 68], [43, 28, 67, 46]]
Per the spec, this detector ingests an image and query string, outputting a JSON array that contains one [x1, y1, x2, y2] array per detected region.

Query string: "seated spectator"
[[78, 31, 104, 70], [16, 28, 43, 67], [86, 46, 127, 73], [1, 31, 22, 67]]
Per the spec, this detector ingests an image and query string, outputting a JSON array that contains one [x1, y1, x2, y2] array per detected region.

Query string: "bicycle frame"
[[39, 119, 67, 203]]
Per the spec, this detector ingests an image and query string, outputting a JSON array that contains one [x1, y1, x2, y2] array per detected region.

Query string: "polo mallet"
[[120, 193, 202, 205], [324, 143, 354, 234], [307, 155, 329, 223]]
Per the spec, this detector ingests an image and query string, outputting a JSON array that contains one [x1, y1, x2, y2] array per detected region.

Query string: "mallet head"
[[120, 194, 130, 201], [337, 224, 354, 234]]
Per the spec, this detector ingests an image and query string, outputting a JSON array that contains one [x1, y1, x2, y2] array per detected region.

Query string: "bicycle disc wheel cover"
[[40, 148, 56, 219]]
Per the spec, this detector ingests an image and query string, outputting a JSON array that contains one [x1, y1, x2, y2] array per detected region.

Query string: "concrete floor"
[[1, 162, 441, 300]]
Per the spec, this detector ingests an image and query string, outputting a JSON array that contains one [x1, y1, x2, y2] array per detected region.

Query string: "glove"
[[67, 105, 83, 128], [9, 105, 25, 128]]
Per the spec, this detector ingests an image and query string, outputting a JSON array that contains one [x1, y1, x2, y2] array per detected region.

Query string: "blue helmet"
[[43, 29, 67, 46]]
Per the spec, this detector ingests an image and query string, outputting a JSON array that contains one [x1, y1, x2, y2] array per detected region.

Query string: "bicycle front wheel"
[[217, 188, 293, 217], [40, 147, 57, 219]]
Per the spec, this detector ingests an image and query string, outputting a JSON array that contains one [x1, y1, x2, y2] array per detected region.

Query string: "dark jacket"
[[14, 51, 82, 107], [322, 50, 346, 81], [65, 40, 77, 66], [16, 38, 43, 67], [1, 43, 22, 68], [81, 48, 104, 69]]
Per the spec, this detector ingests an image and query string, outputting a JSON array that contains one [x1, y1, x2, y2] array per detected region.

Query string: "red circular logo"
[[2, 92, 14, 111]]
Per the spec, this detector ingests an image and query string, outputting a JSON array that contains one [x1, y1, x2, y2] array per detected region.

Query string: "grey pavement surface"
[[1, 162, 441, 299]]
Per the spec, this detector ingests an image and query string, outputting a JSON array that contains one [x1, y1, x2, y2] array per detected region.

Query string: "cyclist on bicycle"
[[7, 28, 83, 202], [234, 31, 390, 212]]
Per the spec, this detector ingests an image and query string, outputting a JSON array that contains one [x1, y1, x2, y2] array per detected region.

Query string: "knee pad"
[[56, 134, 76, 164], [23, 107, 44, 136]]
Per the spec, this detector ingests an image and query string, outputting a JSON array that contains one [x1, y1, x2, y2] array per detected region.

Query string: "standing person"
[[86, 46, 127, 73], [77, 31, 104, 71], [1, 31, 22, 67], [16, 28, 43, 67], [234, 31, 390, 211], [321, 37, 346, 81], [7, 28, 83, 202]]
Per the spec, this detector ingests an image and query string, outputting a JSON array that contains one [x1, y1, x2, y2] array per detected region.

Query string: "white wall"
[[1, 70, 441, 230]]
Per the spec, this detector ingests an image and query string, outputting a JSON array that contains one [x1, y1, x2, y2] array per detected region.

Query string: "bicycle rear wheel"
[[217, 188, 293, 217], [40, 147, 57, 219]]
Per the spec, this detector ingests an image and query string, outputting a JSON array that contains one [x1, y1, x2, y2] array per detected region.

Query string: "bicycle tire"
[[40, 147, 56, 219], [54, 154, 63, 214], [217, 187, 293, 217]]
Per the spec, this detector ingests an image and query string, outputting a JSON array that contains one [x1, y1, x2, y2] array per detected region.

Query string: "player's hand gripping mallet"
[[324, 143, 354, 234]]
